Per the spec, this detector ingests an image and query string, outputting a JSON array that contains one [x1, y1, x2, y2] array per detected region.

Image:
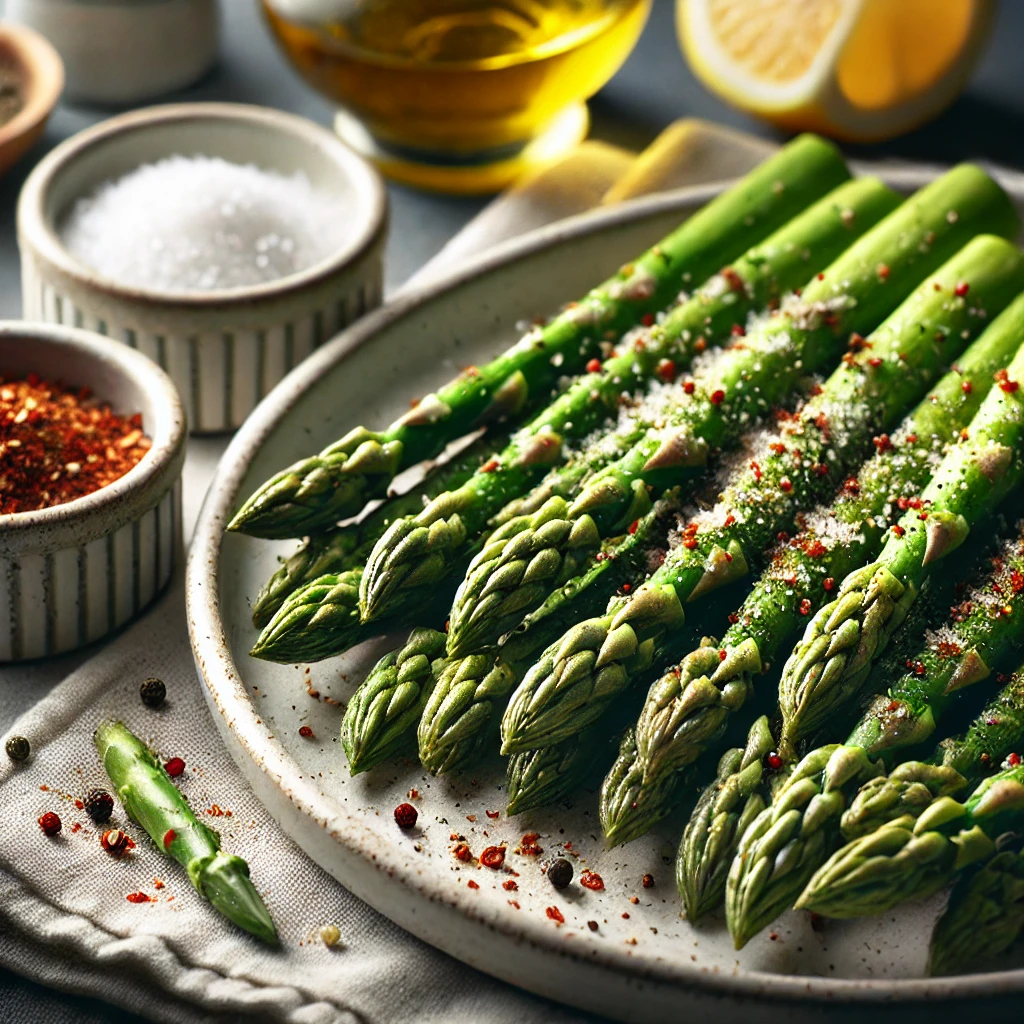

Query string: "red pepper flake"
[[709, 389, 725, 406], [0, 376, 152, 514], [750, 461, 762, 482], [163, 829, 176, 849], [207, 804, 225, 817], [580, 870, 605, 891], [621, 912, 630, 919], [823, 577, 835, 592], [629, 895, 639, 905], [480, 846, 506, 869], [38, 811, 62, 837], [453, 843, 473, 862], [628, 519, 639, 535], [642, 874, 655, 889], [654, 358, 676, 383], [164, 757, 185, 778], [877, 263, 890, 280], [1000, 378, 1020, 394], [485, 809, 500, 819], [954, 281, 970, 297], [730, 324, 745, 337], [802, 539, 827, 559], [779, 477, 792, 493], [719, 649, 728, 662], [480, 458, 500, 473], [586, 358, 602, 373], [721, 266, 746, 292], [727, 612, 740, 624], [1008, 753, 1022, 766], [126, 892, 152, 904], [766, 752, 783, 770], [641, 313, 656, 327], [872, 434, 894, 454], [867, 356, 883, 369], [769, 443, 786, 456], [394, 802, 418, 829], [153, 878, 165, 890], [546, 906, 565, 925], [298, 725, 314, 738], [682, 379, 695, 395], [620, 583, 631, 593], [892, 524, 906, 538], [799, 598, 812, 615], [961, 380, 973, 394], [937, 640, 962, 658], [503, 879, 518, 891], [466, 879, 480, 890], [407, 788, 420, 800], [1011, 569, 1024, 594], [103, 829, 131, 857], [518, 832, 543, 856], [74, 799, 84, 810], [843, 477, 860, 495]]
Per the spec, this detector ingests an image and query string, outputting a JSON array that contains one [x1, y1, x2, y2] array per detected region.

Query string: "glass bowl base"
[[333, 103, 590, 195]]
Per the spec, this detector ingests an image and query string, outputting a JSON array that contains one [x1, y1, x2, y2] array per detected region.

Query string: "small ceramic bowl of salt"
[[17, 102, 387, 432]]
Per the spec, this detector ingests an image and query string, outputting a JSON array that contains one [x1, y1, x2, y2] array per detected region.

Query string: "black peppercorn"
[[84, 788, 114, 824], [546, 857, 573, 889], [140, 677, 166, 708], [5, 735, 30, 762]]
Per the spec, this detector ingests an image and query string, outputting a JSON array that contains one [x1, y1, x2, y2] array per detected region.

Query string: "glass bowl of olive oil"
[[262, 0, 651, 193]]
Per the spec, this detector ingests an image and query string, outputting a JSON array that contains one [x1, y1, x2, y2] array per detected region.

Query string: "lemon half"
[[678, 0, 994, 142]]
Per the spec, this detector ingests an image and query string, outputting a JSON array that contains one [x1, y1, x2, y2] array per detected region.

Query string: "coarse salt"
[[60, 155, 349, 294]]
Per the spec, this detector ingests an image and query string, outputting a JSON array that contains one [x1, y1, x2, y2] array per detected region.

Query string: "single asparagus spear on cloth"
[[230, 135, 851, 539], [500, 235, 1024, 761], [435, 168, 1019, 656], [95, 720, 277, 944], [602, 288, 1024, 848]]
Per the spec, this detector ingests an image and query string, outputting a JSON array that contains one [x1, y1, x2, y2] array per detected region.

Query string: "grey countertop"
[[3, 0, 1024, 1020]]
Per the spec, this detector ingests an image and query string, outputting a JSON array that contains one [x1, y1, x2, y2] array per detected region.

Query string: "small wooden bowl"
[[0, 23, 63, 178]]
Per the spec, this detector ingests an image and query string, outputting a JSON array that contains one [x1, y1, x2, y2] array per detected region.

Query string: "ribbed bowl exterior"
[[0, 480, 182, 661], [20, 248, 384, 433]]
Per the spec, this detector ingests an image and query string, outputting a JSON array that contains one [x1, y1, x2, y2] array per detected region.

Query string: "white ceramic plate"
[[188, 169, 1024, 1023]]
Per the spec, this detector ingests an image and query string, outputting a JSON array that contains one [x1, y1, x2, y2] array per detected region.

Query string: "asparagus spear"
[[251, 437, 613, 663], [844, 662, 1024, 839], [416, 495, 690, 774], [777, 336, 1024, 757], [341, 628, 447, 773], [438, 169, 1019, 656], [929, 846, 1024, 975], [501, 235, 1024, 760], [230, 136, 851, 539], [725, 531, 1024, 947], [362, 175, 903, 626], [602, 290, 1024, 847], [94, 720, 277, 944], [794, 758, 1024, 920], [251, 433, 503, 628]]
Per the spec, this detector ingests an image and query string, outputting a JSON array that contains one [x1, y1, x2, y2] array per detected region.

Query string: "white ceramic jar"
[[0, 322, 186, 661], [4, 0, 220, 105]]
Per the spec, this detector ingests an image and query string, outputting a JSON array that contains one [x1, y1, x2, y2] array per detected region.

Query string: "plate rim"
[[187, 169, 1024, 1011]]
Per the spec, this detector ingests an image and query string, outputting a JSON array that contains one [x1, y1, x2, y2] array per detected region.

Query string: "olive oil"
[[262, 0, 650, 192]]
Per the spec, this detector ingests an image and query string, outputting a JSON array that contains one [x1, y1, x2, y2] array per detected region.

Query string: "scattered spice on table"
[[140, 677, 166, 708], [5, 735, 29, 762], [126, 891, 153, 904], [579, 869, 605, 892], [38, 811, 62, 837], [480, 845, 505, 869], [0, 374, 151, 514], [101, 828, 131, 856], [641, 873, 655, 889], [83, 788, 114, 824]]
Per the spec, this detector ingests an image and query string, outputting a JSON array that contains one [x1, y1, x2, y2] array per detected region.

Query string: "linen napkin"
[[0, 120, 773, 1024]]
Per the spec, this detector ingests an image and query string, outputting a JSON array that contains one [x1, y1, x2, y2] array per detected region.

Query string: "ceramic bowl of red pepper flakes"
[[0, 321, 185, 660]]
